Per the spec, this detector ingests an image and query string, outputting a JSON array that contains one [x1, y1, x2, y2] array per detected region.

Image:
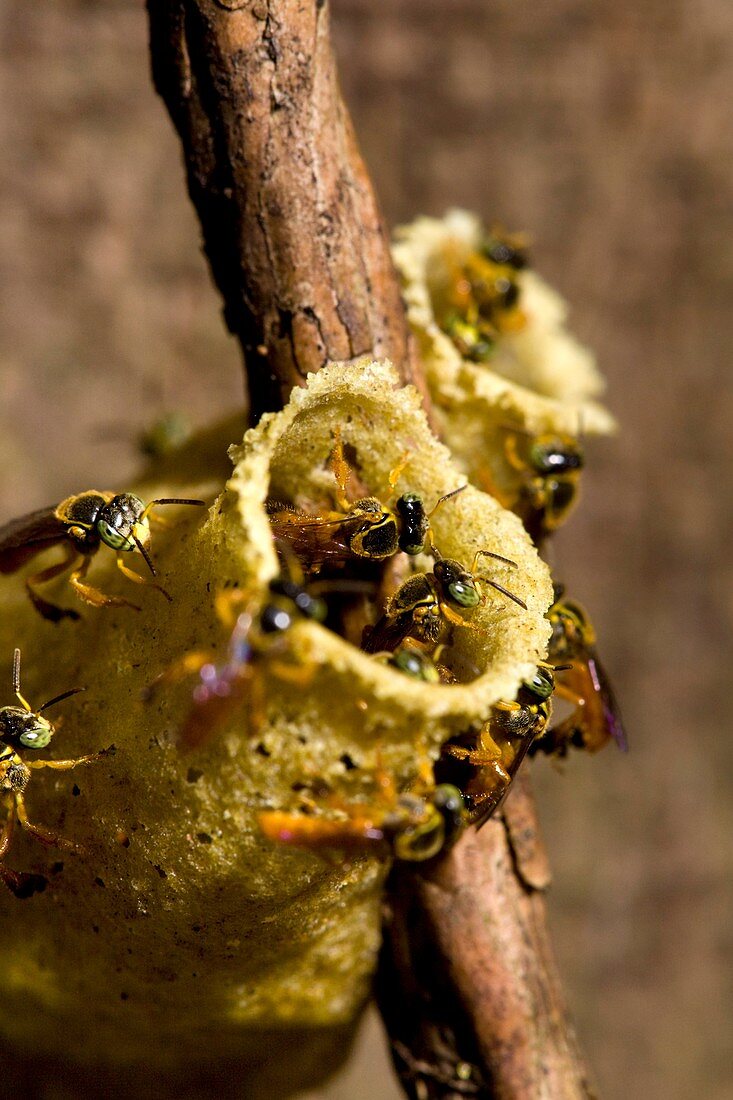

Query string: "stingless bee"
[[0, 648, 109, 896], [143, 575, 329, 751], [438, 229, 529, 362], [0, 490, 206, 621], [481, 225, 530, 271], [259, 781, 466, 863], [531, 584, 627, 756], [439, 664, 560, 828], [267, 428, 466, 571], [362, 549, 526, 657], [480, 427, 585, 542]]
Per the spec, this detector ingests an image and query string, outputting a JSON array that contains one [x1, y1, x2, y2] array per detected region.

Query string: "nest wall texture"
[[0, 361, 553, 1068]]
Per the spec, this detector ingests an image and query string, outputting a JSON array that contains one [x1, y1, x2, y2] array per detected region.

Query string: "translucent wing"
[[0, 508, 67, 573]]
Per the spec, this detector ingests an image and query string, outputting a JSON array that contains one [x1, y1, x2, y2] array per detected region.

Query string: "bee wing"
[[268, 509, 363, 567], [361, 610, 416, 655], [0, 507, 68, 573], [470, 735, 534, 831], [586, 652, 628, 752], [547, 654, 627, 754]]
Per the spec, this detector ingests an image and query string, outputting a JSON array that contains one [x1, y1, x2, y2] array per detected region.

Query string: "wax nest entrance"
[[392, 210, 616, 499], [0, 361, 551, 1069]]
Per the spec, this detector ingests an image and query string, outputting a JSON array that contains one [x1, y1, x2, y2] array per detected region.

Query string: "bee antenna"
[[428, 484, 468, 518], [149, 498, 206, 508], [12, 648, 21, 695], [133, 535, 157, 577], [483, 580, 527, 610], [475, 548, 518, 569], [551, 663, 573, 673], [39, 686, 86, 713]]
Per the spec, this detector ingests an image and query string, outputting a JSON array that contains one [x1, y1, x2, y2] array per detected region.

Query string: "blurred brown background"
[[1, 2, 731, 1098]]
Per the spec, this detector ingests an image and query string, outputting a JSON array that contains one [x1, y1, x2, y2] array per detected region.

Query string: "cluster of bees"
[[437, 226, 530, 363], [0, 374, 624, 894]]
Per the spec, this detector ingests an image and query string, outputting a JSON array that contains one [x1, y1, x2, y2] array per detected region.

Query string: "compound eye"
[[97, 519, 132, 550], [525, 668, 554, 700], [390, 647, 440, 682], [448, 580, 480, 608], [528, 442, 556, 474], [20, 724, 52, 750]]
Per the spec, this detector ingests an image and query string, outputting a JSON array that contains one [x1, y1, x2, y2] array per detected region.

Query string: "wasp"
[[0, 649, 108, 897], [439, 664, 558, 828], [362, 549, 526, 657], [438, 233, 528, 363], [259, 781, 466, 863], [480, 427, 585, 542], [531, 584, 627, 756], [0, 490, 206, 622], [267, 429, 466, 571], [143, 575, 330, 751]]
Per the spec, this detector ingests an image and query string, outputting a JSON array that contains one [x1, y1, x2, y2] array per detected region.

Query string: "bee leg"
[[268, 659, 316, 688], [116, 554, 173, 603], [503, 431, 528, 474], [553, 681, 586, 708], [68, 556, 141, 612], [26, 752, 103, 771], [476, 464, 513, 509], [147, 512, 175, 530], [26, 546, 81, 623], [213, 589, 254, 630], [0, 800, 16, 861], [328, 427, 354, 511], [14, 793, 76, 851], [439, 601, 480, 631], [385, 451, 411, 500]]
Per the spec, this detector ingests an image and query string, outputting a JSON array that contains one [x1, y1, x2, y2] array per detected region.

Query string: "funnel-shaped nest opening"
[[392, 211, 616, 505], [227, 360, 553, 751], [0, 362, 552, 1061]]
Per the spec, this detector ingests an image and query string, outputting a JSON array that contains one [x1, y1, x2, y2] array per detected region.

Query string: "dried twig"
[[147, 2, 595, 1095]]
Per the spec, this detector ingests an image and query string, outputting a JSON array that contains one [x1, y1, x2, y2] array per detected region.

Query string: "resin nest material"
[[0, 361, 551, 1073], [392, 209, 617, 499]]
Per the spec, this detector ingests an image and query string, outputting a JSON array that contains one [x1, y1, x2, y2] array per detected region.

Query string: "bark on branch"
[[378, 771, 597, 1099], [147, 0, 421, 418], [147, 2, 595, 1096]]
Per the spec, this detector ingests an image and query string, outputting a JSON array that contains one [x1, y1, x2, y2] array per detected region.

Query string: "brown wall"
[[1, 2, 731, 1097]]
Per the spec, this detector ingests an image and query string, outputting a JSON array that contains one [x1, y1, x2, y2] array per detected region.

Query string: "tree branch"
[[378, 771, 597, 1099], [147, 0, 422, 418], [147, 2, 595, 1096]]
